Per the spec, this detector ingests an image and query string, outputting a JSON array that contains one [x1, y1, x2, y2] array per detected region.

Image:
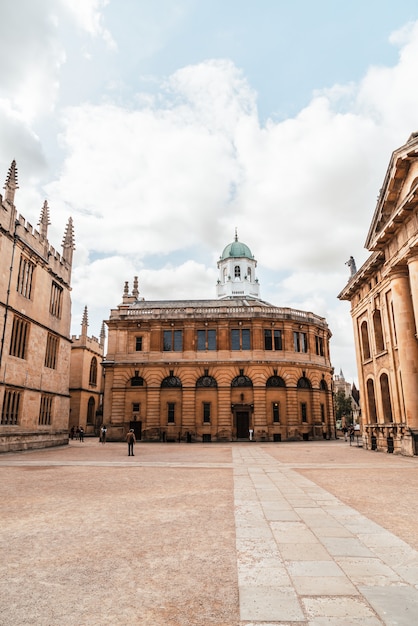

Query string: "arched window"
[[247, 267, 252, 280], [231, 374, 253, 387], [234, 265, 241, 278], [360, 320, 371, 360], [320, 380, 328, 391], [89, 357, 97, 385], [87, 397, 95, 424], [131, 375, 144, 387], [297, 376, 312, 389], [373, 310, 385, 353], [266, 376, 286, 387], [161, 375, 182, 388], [366, 378, 377, 423], [196, 375, 217, 388], [380, 373, 393, 422]]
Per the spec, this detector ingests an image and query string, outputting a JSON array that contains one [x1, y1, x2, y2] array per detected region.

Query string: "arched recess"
[[266, 375, 286, 388], [361, 320, 371, 360], [380, 373, 393, 422], [266, 376, 286, 427], [297, 376, 312, 389], [373, 309, 385, 353], [196, 375, 218, 427], [366, 378, 378, 423], [87, 396, 95, 424]]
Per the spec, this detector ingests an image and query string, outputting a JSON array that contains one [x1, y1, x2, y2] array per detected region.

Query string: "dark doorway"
[[130, 420, 142, 441], [236, 411, 250, 439]]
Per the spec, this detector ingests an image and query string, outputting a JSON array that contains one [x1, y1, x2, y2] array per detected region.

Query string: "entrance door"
[[236, 411, 250, 439], [130, 421, 142, 441]]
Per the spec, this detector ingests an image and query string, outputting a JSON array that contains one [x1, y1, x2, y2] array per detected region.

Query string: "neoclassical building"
[[103, 235, 334, 442], [0, 161, 74, 452], [339, 132, 418, 456]]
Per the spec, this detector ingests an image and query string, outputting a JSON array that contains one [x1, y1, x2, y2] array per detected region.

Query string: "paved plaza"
[[1, 439, 418, 625]]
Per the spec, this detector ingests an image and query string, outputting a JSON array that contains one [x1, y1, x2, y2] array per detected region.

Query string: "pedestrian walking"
[[79, 427, 84, 442], [100, 425, 107, 444], [127, 429, 136, 456]]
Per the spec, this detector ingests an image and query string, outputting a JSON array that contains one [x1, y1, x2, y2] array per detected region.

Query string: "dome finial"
[[234, 227, 238, 242]]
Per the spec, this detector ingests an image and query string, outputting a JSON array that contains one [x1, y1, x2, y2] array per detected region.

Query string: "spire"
[[3, 160, 18, 205], [38, 200, 51, 239], [132, 276, 139, 299], [81, 306, 88, 337], [234, 227, 238, 242], [62, 217, 75, 265], [100, 321, 106, 348]]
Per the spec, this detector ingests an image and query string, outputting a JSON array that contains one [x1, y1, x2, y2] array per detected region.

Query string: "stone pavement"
[[1, 439, 418, 625]]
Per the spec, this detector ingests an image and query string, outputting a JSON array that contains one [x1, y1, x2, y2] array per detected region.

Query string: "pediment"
[[365, 133, 418, 250]]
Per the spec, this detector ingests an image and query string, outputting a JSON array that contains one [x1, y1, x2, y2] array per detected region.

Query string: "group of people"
[[70, 423, 137, 456], [342, 423, 361, 444], [69, 426, 84, 441]]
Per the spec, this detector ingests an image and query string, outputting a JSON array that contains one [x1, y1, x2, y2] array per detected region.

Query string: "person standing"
[[127, 429, 136, 456], [100, 425, 107, 444], [79, 427, 84, 442]]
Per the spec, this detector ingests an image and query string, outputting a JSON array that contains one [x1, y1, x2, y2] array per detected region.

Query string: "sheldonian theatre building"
[[102, 234, 335, 443]]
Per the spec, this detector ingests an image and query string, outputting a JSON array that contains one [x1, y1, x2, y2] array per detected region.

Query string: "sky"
[[1, 0, 418, 384]]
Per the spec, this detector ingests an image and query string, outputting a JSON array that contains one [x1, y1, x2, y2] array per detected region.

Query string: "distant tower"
[[216, 230, 260, 299]]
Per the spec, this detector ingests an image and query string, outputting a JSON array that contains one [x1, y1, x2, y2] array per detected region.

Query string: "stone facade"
[[103, 239, 334, 442], [69, 307, 105, 435], [339, 133, 418, 456], [0, 161, 74, 452]]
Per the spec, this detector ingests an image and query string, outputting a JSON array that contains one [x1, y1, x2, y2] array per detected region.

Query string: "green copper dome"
[[221, 235, 253, 260]]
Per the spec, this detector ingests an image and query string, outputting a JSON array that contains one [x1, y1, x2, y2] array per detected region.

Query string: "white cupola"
[[216, 230, 260, 299]]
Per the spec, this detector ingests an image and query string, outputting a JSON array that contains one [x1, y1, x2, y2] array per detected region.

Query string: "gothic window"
[[10, 316, 29, 359], [1, 388, 21, 425], [49, 282, 63, 318], [39, 394, 53, 425], [89, 357, 98, 385], [16, 255, 35, 299], [87, 397, 95, 424], [44, 333, 59, 369]]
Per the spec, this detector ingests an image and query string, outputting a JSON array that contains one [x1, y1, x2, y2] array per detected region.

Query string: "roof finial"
[[234, 227, 238, 242], [62, 217, 75, 265], [132, 276, 139, 299], [4, 160, 18, 205], [38, 200, 51, 239], [81, 306, 88, 337]]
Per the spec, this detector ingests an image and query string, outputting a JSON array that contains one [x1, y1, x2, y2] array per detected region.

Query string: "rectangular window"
[[9, 316, 29, 359], [167, 402, 175, 423], [294, 331, 308, 353], [135, 336, 143, 351], [1, 389, 21, 425], [44, 333, 59, 369], [39, 394, 53, 425], [163, 329, 183, 351], [197, 329, 216, 350], [49, 282, 63, 318], [265, 329, 283, 350], [272, 402, 280, 423], [315, 335, 324, 356], [301, 402, 307, 422], [203, 402, 211, 423], [320, 403, 325, 421], [132, 402, 140, 414], [231, 328, 251, 350], [16, 256, 35, 299]]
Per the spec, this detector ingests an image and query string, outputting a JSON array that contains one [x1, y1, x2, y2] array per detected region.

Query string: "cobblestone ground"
[[0, 439, 417, 625]]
